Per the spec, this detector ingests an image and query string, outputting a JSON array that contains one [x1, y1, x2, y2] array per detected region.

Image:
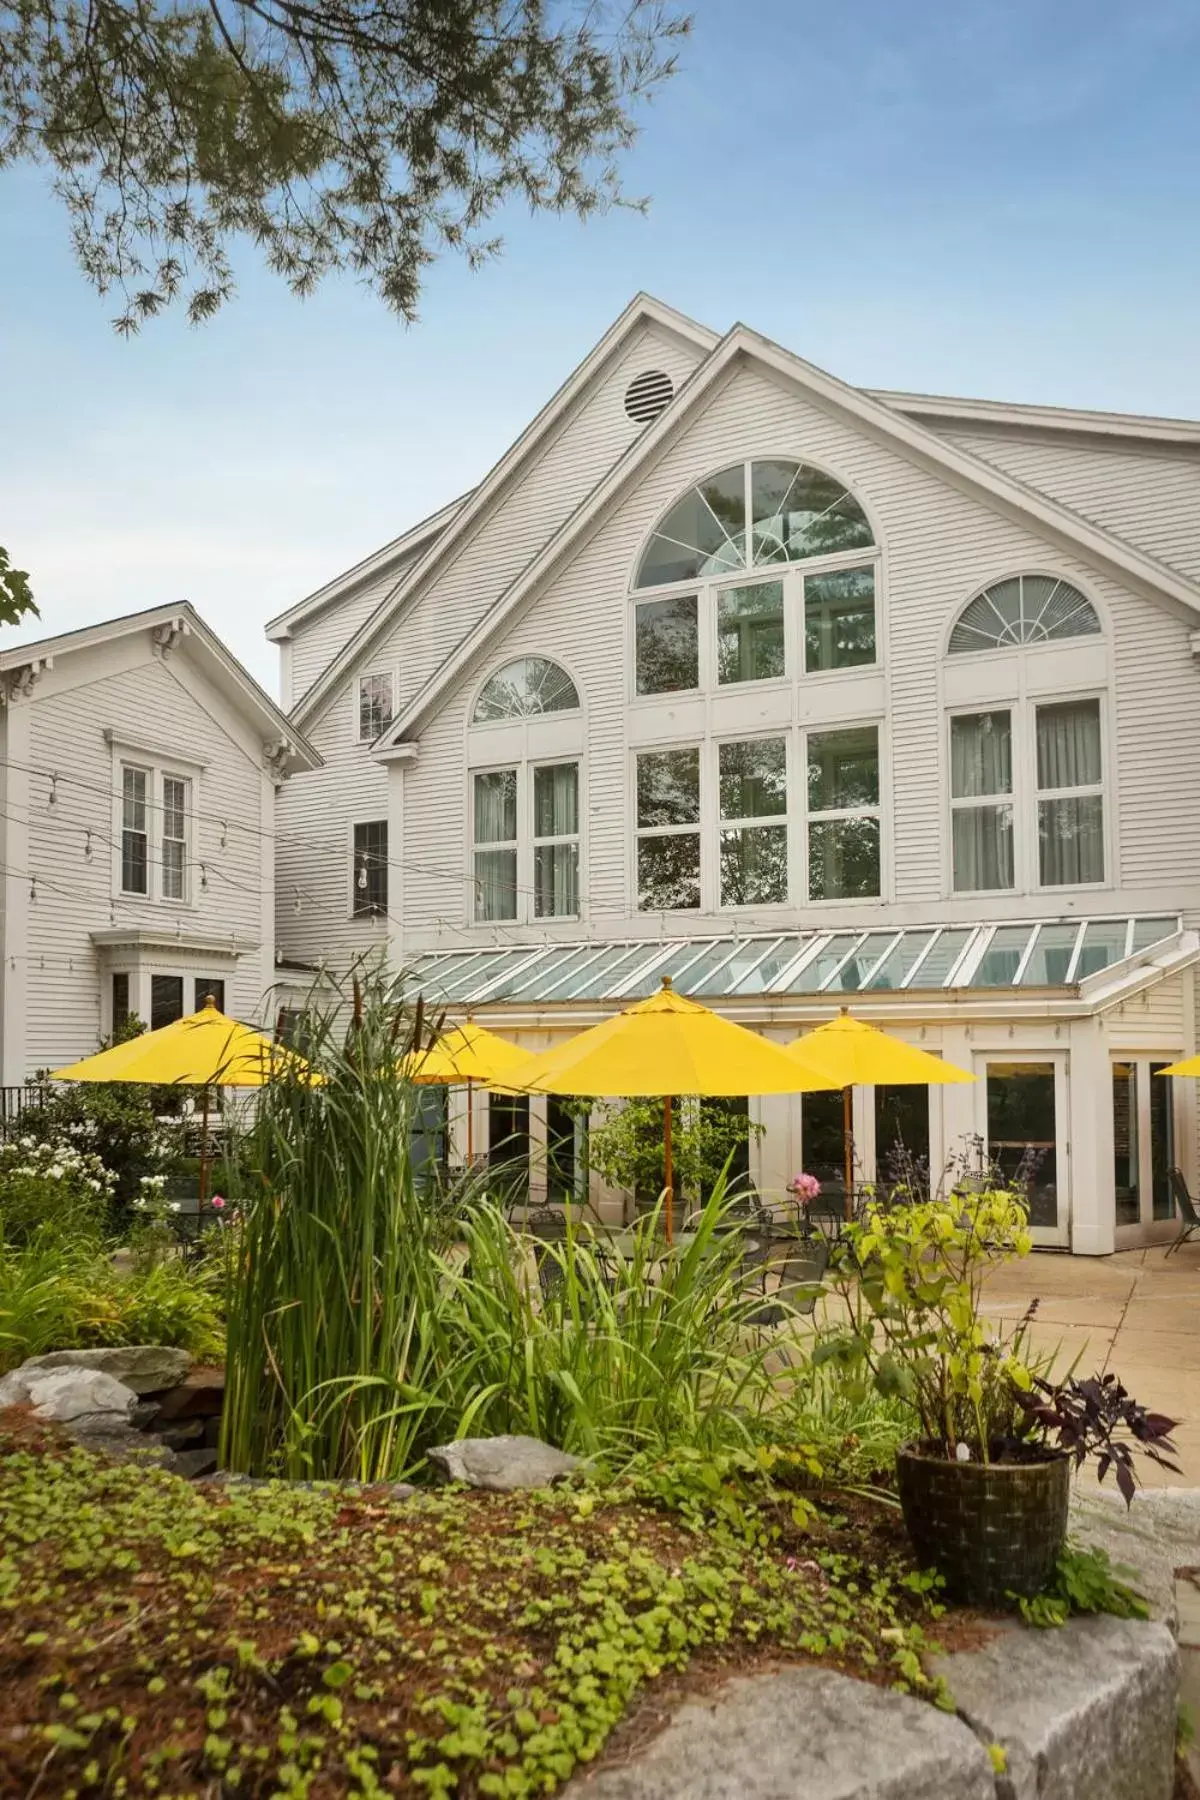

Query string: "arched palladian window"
[[948, 575, 1100, 654], [473, 656, 579, 722], [635, 458, 874, 589]]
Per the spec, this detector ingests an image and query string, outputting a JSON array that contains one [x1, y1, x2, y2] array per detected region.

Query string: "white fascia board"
[[870, 388, 1200, 447], [264, 493, 473, 641], [389, 324, 1200, 745], [290, 293, 721, 731], [3, 602, 322, 771]]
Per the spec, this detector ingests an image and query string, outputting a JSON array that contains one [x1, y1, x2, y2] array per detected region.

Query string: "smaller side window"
[[111, 972, 132, 1034], [473, 771, 518, 921], [121, 766, 149, 895], [353, 820, 389, 917], [162, 775, 188, 900], [358, 672, 394, 742]]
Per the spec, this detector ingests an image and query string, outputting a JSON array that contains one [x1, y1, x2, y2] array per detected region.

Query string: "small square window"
[[358, 672, 394, 742]]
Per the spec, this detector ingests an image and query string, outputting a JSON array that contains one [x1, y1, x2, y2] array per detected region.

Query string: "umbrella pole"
[[843, 1084, 853, 1222], [664, 1095, 674, 1245], [466, 1077, 474, 1166], [199, 1085, 210, 1209]]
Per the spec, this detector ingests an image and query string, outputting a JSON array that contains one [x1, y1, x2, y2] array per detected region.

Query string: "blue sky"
[[4, 0, 1200, 694]]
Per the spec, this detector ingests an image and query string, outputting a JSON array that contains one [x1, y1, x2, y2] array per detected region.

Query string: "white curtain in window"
[[952, 805, 1014, 891], [1037, 701, 1101, 790], [534, 764, 578, 838], [951, 712, 1011, 798]]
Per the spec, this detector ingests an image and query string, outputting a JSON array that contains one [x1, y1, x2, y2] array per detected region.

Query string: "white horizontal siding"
[[399, 356, 1200, 946], [20, 652, 271, 1074], [288, 545, 426, 705], [925, 424, 1200, 587]]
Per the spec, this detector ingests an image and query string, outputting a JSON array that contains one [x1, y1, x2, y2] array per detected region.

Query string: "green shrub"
[[17, 1083, 178, 1209], [0, 1138, 115, 1247]]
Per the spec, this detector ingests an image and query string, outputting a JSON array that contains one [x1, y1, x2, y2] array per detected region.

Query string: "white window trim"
[[630, 720, 888, 916], [112, 760, 195, 908], [347, 815, 390, 922], [468, 759, 584, 927], [357, 669, 396, 745], [944, 690, 1111, 899], [628, 547, 882, 707]]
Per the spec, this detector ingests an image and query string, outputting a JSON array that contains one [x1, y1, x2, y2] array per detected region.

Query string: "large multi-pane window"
[[636, 749, 701, 911], [473, 763, 581, 923], [352, 820, 388, 917], [1037, 699, 1104, 886], [121, 767, 149, 895], [950, 712, 1013, 892], [949, 699, 1105, 893], [806, 727, 881, 900], [718, 738, 787, 905]]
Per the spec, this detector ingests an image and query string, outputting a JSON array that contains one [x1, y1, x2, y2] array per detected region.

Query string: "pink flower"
[[210, 1194, 226, 1210], [788, 1173, 822, 1203]]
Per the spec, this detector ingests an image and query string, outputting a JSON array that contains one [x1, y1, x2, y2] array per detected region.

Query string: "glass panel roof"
[[404, 916, 1180, 1005]]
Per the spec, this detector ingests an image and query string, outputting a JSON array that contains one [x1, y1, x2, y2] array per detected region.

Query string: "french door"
[[976, 1055, 1070, 1247], [1112, 1059, 1177, 1244]]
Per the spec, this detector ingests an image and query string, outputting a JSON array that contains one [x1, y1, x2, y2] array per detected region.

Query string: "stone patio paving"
[[980, 1241, 1200, 1485]]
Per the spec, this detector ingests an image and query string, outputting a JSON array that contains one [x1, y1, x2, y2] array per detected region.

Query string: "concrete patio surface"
[[980, 1242, 1200, 1486]]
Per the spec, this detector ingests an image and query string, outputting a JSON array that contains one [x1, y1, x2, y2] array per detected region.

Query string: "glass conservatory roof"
[[405, 916, 1181, 1007]]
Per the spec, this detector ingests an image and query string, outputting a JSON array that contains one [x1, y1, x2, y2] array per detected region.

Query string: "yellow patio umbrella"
[[1156, 1055, 1200, 1078], [52, 994, 309, 1202], [784, 1006, 974, 1217], [398, 1019, 533, 1163], [511, 977, 834, 1241]]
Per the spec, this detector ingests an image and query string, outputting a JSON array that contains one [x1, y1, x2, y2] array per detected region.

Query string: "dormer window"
[[358, 671, 394, 741]]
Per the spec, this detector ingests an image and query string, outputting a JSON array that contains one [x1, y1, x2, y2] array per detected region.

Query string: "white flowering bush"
[[0, 1136, 116, 1247]]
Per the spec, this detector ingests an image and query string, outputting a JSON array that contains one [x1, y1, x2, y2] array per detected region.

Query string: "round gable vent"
[[624, 368, 674, 425]]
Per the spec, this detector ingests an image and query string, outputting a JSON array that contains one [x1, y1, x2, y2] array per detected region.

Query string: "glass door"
[[1111, 1059, 1177, 1243], [978, 1057, 1070, 1246]]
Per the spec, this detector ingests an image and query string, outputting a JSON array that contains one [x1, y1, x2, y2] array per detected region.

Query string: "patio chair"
[[522, 1205, 571, 1301], [746, 1234, 829, 1328], [1166, 1168, 1200, 1257]]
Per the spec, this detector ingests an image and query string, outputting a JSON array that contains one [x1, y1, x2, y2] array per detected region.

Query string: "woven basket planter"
[[896, 1443, 1069, 1608]]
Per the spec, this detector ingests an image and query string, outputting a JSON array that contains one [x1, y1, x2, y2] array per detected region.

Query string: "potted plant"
[[815, 1164, 1178, 1607]]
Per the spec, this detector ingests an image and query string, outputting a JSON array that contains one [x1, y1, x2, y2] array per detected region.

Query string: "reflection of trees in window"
[[804, 567, 875, 671], [474, 656, 579, 721], [807, 726, 880, 900], [635, 596, 698, 694], [636, 746, 701, 910], [636, 459, 873, 588], [716, 580, 785, 683]]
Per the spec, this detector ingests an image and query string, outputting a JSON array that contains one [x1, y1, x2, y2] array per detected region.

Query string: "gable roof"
[[3, 602, 321, 771], [264, 492, 472, 642], [870, 388, 1200, 448], [289, 292, 720, 730], [384, 319, 1200, 746]]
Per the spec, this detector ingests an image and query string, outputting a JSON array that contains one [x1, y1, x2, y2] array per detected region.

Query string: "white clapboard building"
[[268, 294, 1200, 1253]]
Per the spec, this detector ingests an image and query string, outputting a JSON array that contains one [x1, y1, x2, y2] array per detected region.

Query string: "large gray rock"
[[66, 1422, 175, 1468], [565, 1667, 993, 1799], [0, 1366, 136, 1424], [1069, 1488, 1188, 1629], [930, 1615, 1177, 1800], [16, 1346, 191, 1395], [427, 1434, 582, 1492]]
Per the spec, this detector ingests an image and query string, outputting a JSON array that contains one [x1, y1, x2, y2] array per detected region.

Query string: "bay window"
[[473, 762, 581, 923], [807, 727, 881, 900], [636, 748, 701, 910], [718, 737, 787, 905], [950, 711, 1014, 892]]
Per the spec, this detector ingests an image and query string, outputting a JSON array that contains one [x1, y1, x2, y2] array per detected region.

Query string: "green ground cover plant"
[[0, 1421, 952, 1798]]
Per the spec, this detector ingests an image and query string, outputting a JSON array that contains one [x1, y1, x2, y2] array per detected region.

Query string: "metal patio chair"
[[1166, 1168, 1200, 1257], [745, 1232, 829, 1328]]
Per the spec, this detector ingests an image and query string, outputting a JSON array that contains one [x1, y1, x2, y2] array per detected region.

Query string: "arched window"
[[948, 576, 1100, 654], [473, 656, 579, 722], [635, 458, 873, 589]]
